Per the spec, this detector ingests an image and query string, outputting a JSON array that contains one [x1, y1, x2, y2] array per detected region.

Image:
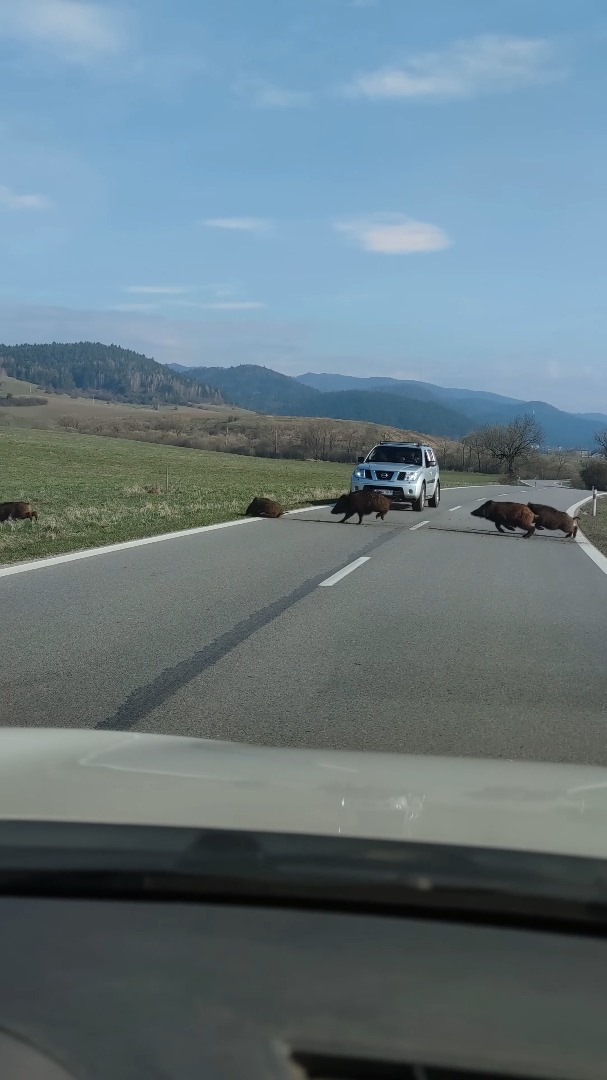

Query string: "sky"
[[0, 0, 606, 412]]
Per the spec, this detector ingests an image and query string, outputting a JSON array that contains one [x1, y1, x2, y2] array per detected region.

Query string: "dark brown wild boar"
[[331, 490, 390, 524], [527, 502, 579, 539], [470, 500, 537, 538], [245, 497, 284, 519], [0, 501, 38, 523]]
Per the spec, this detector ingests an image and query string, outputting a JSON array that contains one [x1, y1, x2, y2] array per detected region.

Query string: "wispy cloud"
[[201, 217, 270, 233], [0, 0, 127, 64], [233, 78, 311, 109], [0, 185, 50, 210], [202, 301, 266, 310], [335, 215, 451, 254], [124, 285, 193, 295], [344, 35, 562, 102], [112, 303, 157, 313]]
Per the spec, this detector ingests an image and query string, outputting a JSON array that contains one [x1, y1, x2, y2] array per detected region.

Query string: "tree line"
[[0, 343, 222, 406]]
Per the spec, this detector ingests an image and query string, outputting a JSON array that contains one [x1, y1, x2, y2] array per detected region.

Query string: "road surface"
[[1, 483, 606, 765]]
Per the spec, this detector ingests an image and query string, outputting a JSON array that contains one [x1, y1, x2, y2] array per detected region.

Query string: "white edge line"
[[441, 484, 501, 491], [567, 493, 607, 579], [284, 506, 326, 516], [318, 556, 370, 587], [409, 520, 430, 531], [0, 505, 327, 579]]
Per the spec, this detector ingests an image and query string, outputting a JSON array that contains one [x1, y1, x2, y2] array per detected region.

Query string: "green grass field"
[[0, 427, 500, 564], [578, 495, 607, 558]]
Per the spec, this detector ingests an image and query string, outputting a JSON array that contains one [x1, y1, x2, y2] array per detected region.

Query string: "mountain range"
[[173, 364, 606, 448]]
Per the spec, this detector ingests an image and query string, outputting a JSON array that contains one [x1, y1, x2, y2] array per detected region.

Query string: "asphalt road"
[[1, 483, 606, 765]]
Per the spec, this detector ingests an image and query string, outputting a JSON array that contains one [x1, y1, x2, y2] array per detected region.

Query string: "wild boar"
[[0, 501, 38, 523], [245, 497, 284, 519], [470, 500, 537, 539], [331, 490, 390, 524], [527, 502, 579, 539]]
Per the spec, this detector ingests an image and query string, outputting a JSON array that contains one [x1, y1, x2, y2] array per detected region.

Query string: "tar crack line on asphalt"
[[96, 527, 398, 732]]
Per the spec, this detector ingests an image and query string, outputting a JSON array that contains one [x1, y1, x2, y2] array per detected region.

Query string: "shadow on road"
[[428, 525, 577, 542]]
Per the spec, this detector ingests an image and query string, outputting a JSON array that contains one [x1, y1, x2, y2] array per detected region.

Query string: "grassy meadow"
[[578, 495, 607, 558]]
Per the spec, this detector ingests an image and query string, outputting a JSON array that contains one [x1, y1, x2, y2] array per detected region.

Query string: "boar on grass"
[[245, 497, 284, 519], [470, 500, 537, 539], [0, 501, 38, 523], [331, 490, 390, 524], [527, 503, 579, 539]]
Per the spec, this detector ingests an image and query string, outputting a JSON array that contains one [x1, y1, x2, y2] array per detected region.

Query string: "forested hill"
[[0, 342, 223, 406]]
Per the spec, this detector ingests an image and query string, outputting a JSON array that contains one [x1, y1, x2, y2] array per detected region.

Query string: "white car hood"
[[1, 728, 607, 859]]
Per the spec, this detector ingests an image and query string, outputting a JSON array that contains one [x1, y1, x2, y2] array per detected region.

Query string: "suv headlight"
[[353, 468, 366, 479], [405, 471, 421, 482]]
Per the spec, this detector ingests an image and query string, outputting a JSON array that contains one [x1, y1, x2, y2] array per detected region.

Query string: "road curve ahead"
[[1, 484, 606, 765]]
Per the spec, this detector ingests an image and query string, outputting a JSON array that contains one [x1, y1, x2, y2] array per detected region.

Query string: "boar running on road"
[[470, 500, 537, 539], [245, 497, 284, 519], [331, 490, 390, 524], [0, 501, 38, 523], [527, 503, 579, 539]]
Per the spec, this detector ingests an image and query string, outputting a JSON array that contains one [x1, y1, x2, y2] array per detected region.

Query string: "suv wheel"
[[428, 480, 440, 508], [412, 484, 426, 512]]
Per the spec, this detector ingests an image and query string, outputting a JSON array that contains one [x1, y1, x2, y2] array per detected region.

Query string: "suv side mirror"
[[357, 455, 365, 464]]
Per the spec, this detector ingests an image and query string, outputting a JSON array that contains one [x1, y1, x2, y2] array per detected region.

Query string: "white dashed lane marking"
[[410, 520, 430, 531], [318, 557, 371, 588], [448, 505, 462, 511]]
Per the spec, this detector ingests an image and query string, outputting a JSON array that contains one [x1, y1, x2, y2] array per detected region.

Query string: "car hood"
[[1, 728, 607, 858]]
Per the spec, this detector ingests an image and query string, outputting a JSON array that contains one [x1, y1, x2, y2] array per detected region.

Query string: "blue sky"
[[0, 0, 606, 411]]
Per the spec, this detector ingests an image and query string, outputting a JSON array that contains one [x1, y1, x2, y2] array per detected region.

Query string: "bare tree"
[[476, 414, 544, 480], [551, 449, 571, 477], [461, 430, 487, 472], [595, 428, 607, 458]]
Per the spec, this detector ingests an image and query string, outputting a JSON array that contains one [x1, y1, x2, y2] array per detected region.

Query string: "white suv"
[[350, 442, 440, 512]]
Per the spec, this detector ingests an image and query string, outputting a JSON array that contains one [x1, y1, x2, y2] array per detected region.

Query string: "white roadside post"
[[593, 487, 597, 517]]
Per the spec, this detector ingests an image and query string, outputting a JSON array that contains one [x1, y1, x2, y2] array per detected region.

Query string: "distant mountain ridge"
[[171, 362, 604, 447], [178, 364, 471, 438], [297, 371, 525, 406]]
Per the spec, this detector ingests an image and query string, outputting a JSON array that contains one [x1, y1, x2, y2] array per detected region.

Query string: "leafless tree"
[[476, 414, 544, 480], [595, 428, 607, 458], [461, 430, 487, 472]]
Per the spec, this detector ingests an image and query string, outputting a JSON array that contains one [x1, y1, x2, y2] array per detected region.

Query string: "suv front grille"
[[374, 471, 394, 481], [397, 471, 406, 481]]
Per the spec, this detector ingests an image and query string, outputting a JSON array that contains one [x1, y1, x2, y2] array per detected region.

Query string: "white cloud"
[[233, 78, 311, 109], [201, 218, 270, 232], [0, 185, 50, 210], [0, 0, 126, 64], [124, 285, 193, 295], [202, 301, 266, 310], [335, 215, 451, 254], [345, 35, 561, 102]]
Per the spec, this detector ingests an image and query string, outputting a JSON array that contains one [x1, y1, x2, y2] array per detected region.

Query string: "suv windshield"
[[367, 447, 423, 465]]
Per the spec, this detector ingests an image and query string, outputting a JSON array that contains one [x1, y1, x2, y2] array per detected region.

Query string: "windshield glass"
[[367, 447, 423, 465], [1, 0, 607, 892]]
